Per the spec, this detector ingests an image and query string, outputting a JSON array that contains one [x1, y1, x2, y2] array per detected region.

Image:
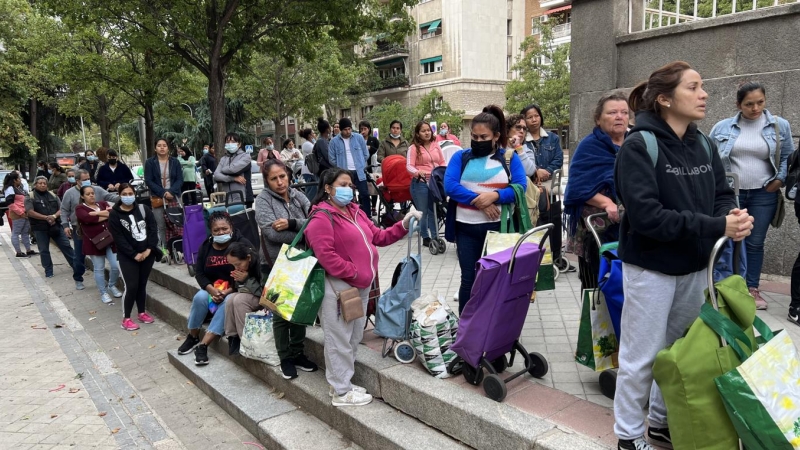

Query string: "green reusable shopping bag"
[[652, 275, 758, 450], [575, 289, 617, 371]]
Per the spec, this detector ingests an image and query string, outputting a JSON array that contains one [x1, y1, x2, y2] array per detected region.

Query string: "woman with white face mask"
[[214, 132, 252, 205]]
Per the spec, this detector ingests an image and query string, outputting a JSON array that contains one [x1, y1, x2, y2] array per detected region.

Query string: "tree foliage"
[[364, 89, 465, 140], [505, 24, 571, 128]]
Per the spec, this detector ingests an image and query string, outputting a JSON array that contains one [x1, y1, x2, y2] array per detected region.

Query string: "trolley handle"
[[407, 217, 421, 257], [509, 224, 554, 274], [181, 189, 200, 205], [585, 212, 609, 250], [550, 169, 564, 204]]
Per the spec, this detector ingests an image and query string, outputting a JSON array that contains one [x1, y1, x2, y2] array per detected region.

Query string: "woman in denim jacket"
[[521, 104, 563, 184], [709, 82, 794, 309]]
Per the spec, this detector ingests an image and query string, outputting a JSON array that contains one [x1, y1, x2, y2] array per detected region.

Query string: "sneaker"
[[292, 354, 318, 372], [331, 389, 373, 407], [194, 344, 209, 365], [178, 335, 200, 355], [228, 336, 241, 356], [749, 287, 768, 310], [280, 359, 298, 380], [647, 427, 672, 449], [121, 318, 140, 331], [788, 307, 800, 327], [618, 437, 656, 450], [329, 384, 367, 397], [137, 312, 155, 324], [26, 250, 38, 256], [75, 281, 85, 291], [422, 238, 432, 247], [15, 252, 26, 258], [109, 286, 123, 298], [46, 274, 54, 278], [101, 293, 113, 304]]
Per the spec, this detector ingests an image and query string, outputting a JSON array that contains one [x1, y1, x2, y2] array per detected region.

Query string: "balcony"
[[552, 22, 571, 38], [373, 75, 409, 91], [369, 45, 410, 64], [540, 0, 570, 9]]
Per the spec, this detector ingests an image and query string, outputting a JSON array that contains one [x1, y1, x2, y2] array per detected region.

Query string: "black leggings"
[[118, 253, 157, 318]]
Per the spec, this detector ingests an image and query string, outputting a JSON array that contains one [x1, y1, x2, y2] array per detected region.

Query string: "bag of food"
[[409, 293, 459, 379]]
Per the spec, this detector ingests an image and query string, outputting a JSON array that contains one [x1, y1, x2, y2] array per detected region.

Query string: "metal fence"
[[631, 0, 798, 31]]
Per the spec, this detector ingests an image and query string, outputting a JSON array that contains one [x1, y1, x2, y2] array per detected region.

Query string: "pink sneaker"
[[749, 287, 768, 310], [121, 318, 140, 331], [137, 312, 155, 324]]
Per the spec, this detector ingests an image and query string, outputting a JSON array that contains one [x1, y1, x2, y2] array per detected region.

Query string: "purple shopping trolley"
[[181, 190, 207, 276], [448, 224, 552, 402]]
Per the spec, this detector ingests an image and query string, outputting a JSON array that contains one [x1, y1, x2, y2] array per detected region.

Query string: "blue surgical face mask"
[[213, 233, 232, 244], [225, 143, 238, 153], [88, 155, 97, 162], [80, 180, 91, 187], [203, 149, 209, 154], [331, 186, 353, 207], [439, 129, 448, 136], [68, 177, 76, 184], [47, 170, 52, 175], [266, 144, 274, 151], [120, 196, 135, 206]]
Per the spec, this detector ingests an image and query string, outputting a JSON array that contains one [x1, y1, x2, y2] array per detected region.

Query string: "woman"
[[257, 137, 281, 168], [57, 169, 76, 200], [443, 105, 527, 313], [407, 121, 445, 247], [80, 150, 100, 184], [177, 211, 253, 365], [177, 146, 198, 205], [144, 138, 183, 249], [435, 122, 462, 146], [710, 82, 794, 310], [305, 169, 419, 406], [280, 138, 304, 177], [254, 159, 317, 379], [298, 128, 318, 200], [613, 61, 752, 450], [108, 183, 160, 331], [214, 132, 252, 205], [521, 104, 563, 184], [47, 163, 67, 192], [222, 242, 263, 356], [75, 185, 122, 304], [506, 114, 537, 178], [3, 172, 36, 258], [564, 92, 629, 291], [377, 120, 410, 163]]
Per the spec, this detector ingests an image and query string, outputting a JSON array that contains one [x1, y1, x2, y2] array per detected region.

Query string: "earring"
[[666, 104, 671, 108]]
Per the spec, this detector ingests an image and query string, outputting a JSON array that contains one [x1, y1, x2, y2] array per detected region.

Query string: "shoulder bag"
[[150, 160, 168, 209], [770, 123, 785, 228]]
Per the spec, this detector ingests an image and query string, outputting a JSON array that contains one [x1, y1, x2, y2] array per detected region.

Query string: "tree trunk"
[[143, 103, 155, 160], [208, 62, 227, 159], [97, 94, 111, 148]]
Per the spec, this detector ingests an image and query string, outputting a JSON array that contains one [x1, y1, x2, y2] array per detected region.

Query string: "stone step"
[[167, 348, 358, 450], [148, 281, 468, 450], [148, 262, 607, 450]]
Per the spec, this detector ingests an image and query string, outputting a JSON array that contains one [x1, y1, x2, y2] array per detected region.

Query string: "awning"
[[420, 55, 443, 65], [426, 20, 441, 33], [546, 4, 572, 14]]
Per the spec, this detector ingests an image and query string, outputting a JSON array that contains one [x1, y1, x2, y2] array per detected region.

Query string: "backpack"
[[784, 147, 800, 201], [305, 150, 320, 175], [639, 130, 712, 167]]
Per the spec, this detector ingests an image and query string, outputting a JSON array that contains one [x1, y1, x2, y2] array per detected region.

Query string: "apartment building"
[[526, 0, 572, 47], [353, 0, 527, 137]]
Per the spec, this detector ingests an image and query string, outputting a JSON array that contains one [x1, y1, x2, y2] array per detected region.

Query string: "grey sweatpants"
[[320, 276, 369, 396], [613, 263, 707, 440]]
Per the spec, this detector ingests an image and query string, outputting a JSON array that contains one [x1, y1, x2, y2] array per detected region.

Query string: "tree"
[[364, 100, 416, 141], [505, 24, 571, 128], [413, 89, 465, 137]]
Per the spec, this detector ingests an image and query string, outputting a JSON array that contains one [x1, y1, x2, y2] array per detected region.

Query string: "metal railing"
[[633, 0, 798, 31], [552, 22, 572, 38]]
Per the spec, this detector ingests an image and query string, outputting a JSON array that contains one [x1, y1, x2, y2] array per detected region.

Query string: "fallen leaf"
[[131, 332, 138, 336], [49, 384, 66, 392], [50, 414, 58, 419], [74, 373, 83, 380], [175, 335, 182, 341], [68, 388, 80, 394], [129, 394, 135, 399], [148, 345, 156, 349], [111, 428, 120, 434], [30, 325, 47, 330], [98, 412, 107, 417], [22, 416, 29, 421], [186, 381, 193, 386], [54, 323, 64, 328], [89, 310, 97, 315], [276, 392, 285, 399], [88, 317, 97, 321], [111, 346, 120, 350]]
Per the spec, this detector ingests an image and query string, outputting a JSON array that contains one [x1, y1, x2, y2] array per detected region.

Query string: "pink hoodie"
[[304, 201, 408, 289]]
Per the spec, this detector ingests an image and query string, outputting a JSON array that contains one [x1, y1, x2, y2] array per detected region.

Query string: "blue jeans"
[[72, 235, 86, 282], [34, 228, 75, 277], [349, 170, 371, 217], [302, 174, 318, 201], [89, 248, 119, 295], [410, 179, 437, 240], [738, 187, 778, 288], [188, 289, 227, 336], [455, 221, 500, 313]]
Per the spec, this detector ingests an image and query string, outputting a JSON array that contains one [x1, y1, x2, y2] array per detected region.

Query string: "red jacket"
[[305, 201, 407, 289], [76, 201, 116, 255]]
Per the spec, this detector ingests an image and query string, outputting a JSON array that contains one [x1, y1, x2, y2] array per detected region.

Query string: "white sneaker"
[[617, 437, 656, 450], [101, 293, 113, 304], [331, 389, 373, 407], [109, 286, 123, 298], [329, 384, 367, 397]]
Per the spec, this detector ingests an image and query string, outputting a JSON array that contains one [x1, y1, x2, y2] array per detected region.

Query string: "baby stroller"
[[374, 218, 421, 363], [426, 166, 448, 255], [182, 190, 207, 277], [448, 224, 553, 402], [377, 155, 413, 228]]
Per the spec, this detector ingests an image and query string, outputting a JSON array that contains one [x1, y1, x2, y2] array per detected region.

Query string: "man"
[[47, 163, 68, 191], [61, 169, 119, 290], [328, 118, 371, 216], [79, 150, 100, 184], [57, 169, 76, 200], [200, 143, 217, 198], [312, 119, 333, 176], [96, 149, 134, 192], [435, 122, 462, 146], [26, 176, 75, 278], [332, 122, 340, 137]]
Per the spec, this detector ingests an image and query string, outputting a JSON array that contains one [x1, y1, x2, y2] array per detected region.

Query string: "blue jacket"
[[444, 148, 527, 206], [96, 162, 134, 190], [524, 129, 563, 175], [144, 156, 183, 199], [709, 109, 794, 185], [329, 133, 369, 181]]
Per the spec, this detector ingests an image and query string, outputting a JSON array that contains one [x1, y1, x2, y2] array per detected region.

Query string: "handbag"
[[772, 123, 785, 228], [330, 280, 364, 323], [150, 160, 168, 209], [90, 227, 114, 250]]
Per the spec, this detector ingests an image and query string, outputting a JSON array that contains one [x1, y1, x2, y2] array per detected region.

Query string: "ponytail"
[[628, 81, 649, 114]]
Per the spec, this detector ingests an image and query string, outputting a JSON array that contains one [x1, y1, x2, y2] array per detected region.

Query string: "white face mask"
[[225, 143, 238, 153]]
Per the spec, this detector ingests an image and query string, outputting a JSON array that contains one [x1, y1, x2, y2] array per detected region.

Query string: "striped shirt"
[[456, 156, 509, 224]]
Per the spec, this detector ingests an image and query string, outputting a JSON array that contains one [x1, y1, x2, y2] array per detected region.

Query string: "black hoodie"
[[194, 230, 253, 290], [108, 202, 161, 259], [615, 111, 736, 275]]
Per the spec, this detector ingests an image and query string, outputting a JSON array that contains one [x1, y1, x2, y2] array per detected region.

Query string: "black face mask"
[[471, 140, 494, 158], [108, 159, 117, 165]]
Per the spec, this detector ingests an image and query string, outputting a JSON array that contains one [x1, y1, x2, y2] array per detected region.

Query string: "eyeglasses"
[[514, 125, 527, 131]]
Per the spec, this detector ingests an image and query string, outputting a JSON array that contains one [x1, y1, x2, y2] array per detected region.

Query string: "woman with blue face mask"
[[214, 132, 253, 207], [108, 184, 161, 331], [176, 211, 254, 366]]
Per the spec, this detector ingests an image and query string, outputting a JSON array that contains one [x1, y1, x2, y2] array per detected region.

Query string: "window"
[[340, 109, 351, 120], [361, 105, 373, 117], [419, 19, 442, 40], [507, 55, 512, 72], [431, 96, 443, 110], [378, 65, 405, 79], [507, 19, 513, 36], [421, 56, 443, 74]]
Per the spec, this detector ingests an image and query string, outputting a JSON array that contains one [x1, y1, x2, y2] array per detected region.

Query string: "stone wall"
[[570, 0, 800, 276]]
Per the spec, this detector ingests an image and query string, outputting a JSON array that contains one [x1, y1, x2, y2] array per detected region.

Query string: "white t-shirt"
[[343, 137, 355, 170]]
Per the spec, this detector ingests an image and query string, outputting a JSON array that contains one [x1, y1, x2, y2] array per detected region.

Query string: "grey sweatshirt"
[[60, 184, 120, 230], [254, 187, 310, 265]]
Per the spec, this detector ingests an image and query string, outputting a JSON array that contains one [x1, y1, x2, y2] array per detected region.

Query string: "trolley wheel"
[[599, 369, 617, 400], [447, 357, 464, 376], [394, 341, 416, 364], [187, 265, 196, 277], [429, 241, 439, 255], [436, 239, 446, 253], [553, 264, 561, 281], [554, 256, 570, 272], [527, 352, 549, 378], [175, 252, 185, 264], [490, 355, 508, 373], [463, 362, 484, 386], [483, 374, 507, 402]]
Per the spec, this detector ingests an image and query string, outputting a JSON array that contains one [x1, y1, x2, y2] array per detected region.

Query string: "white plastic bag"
[[239, 311, 280, 366], [410, 292, 459, 378]]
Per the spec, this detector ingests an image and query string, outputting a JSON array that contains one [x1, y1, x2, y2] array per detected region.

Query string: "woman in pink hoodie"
[[305, 168, 420, 407]]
